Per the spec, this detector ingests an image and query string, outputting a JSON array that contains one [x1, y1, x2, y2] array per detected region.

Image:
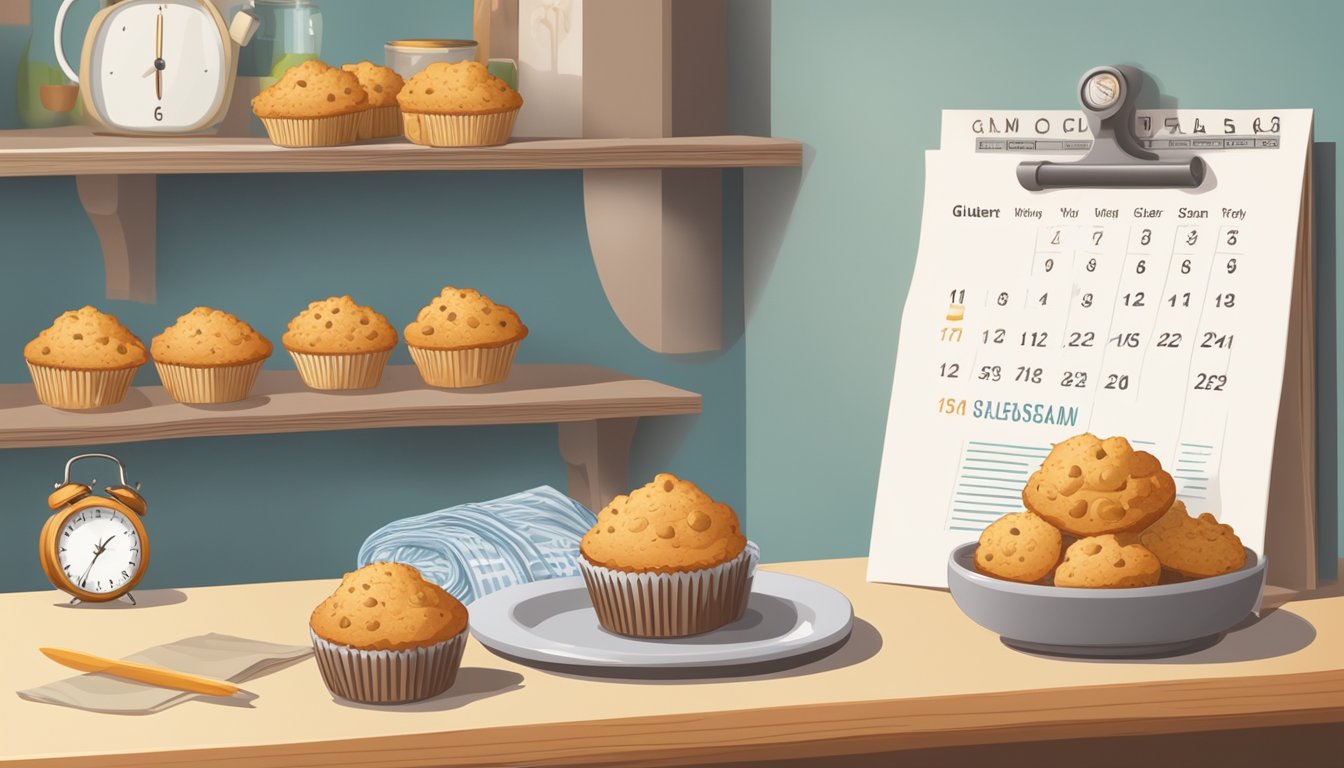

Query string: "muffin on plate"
[[151, 307, 272, 403], [252, 59, 369, 147], [310, 562, 468, 704], [23, 306, 148, 409], [403, 286, 527, 388], [283, 295, 397, 390], [397, 60, 522, 147], [579, 473, 757, 638], [342, 61, 404, 140]]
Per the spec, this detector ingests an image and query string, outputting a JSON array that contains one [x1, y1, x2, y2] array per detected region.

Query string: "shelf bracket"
[[583, 168, 723, 353], [76, 174, 156, 303], [558, 417, 638, 513]]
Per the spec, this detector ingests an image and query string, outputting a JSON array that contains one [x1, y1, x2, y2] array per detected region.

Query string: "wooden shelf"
[[0, 129, 802, 177], [0, 364, 700, 510]]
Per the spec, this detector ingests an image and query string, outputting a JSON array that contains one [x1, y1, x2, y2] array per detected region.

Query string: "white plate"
[[468, 572, 854, 677]]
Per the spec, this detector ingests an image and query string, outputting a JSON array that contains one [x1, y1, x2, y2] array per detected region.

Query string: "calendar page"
[[868, 109, 1313, 588]]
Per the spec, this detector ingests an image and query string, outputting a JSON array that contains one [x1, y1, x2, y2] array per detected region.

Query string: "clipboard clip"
[[1017, 65, 1206, 191]]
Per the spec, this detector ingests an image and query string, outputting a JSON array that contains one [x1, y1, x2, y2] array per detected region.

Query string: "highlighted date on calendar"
[[936, 397, 1081, 427]]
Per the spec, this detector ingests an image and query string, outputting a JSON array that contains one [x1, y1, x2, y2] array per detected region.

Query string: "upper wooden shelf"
[[0, 128, 803, 177], [0, 364, 700, 448]]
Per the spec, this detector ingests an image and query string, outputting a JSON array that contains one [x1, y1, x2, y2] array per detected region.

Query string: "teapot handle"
[[54, 0, 81, 84]]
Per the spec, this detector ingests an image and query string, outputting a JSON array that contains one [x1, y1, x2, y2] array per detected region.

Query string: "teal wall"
[[751, 0, 1339, 577], [0, 2, 747, 592]]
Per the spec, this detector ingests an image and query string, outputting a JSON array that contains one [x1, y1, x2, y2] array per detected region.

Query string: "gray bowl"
[[947, 542, 1267, 657]]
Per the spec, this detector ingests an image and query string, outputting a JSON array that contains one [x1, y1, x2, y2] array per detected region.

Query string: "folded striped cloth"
[[356, 486, 597, 604]]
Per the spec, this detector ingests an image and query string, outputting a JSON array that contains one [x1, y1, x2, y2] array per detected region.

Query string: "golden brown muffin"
[[152, 307, 273, 366], [252, 59, 369, 118], [974, 511, 1062, 584], [580, 473, 747, 573], [397, 61, 522, 115], [403, 286, 527, 351], [1139, 501, 1246, 578], [283, 295, 397, 354], [310, 562, 467, 651], [1054, 535, 1162, 588], [24, 306, 147, 369], [341, 61, 403, 107], [1022, 433, 1176, 537]]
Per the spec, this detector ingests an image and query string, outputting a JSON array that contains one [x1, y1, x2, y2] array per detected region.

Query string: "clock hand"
[[77, 536, 116, 588], [155, 10, 164, 101]]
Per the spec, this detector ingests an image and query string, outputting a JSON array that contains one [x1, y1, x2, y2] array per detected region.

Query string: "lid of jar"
[[387, 39, 478, 49]]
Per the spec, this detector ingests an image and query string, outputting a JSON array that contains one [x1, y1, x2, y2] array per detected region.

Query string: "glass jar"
[[16, 0, 92, 128], [236, 0, 323, 80]]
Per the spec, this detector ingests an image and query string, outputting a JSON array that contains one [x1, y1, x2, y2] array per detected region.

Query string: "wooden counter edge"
[[8, 668, 1342, 768]]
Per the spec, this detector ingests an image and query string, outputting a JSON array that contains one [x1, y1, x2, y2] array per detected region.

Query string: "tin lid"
[[386, 39, 478, 50]]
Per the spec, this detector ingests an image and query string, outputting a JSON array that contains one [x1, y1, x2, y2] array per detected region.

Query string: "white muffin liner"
[[407, 340, 520, 388], [309, 627, 467, 704], [289, 348, 393, 390], [359, 105, 402, 140], [26, 362, 139, 410], [154, 359, 265, 404], [579, 541, 760, 638], [259, 112, 363, 147], [402, 108, 518, 147]]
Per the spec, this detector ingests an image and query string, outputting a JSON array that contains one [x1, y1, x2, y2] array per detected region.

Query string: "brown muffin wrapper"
[[259, 112, 362, 147], [580, 541, 760, 638], [359, 105, 403, 140], [402, 108, 518, 147], [26, 362, 138, 410], [289, 348, 392, 390], [407, 341, 520, 388], [310, 628, 467, 704], [154, 359, 265, 404]]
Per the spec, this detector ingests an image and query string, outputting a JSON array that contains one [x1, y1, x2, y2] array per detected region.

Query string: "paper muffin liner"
[[402, 108, 519, 147], [407, 340, 520, 388], [580, 541, 760, 638], [26, 362, 138, 410], [359, 105, 403, 140], [259, 112, 362, 147], [154, 359, 265, 404], [289, 348, 393, 390], [310, 627, 467, 704]]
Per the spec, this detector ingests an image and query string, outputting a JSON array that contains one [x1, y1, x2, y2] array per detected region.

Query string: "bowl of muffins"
[[947, 432, 1266, 657]]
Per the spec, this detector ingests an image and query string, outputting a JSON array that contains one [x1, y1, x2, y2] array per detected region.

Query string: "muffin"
[[579, 473, 757, 638], [342, 61, 404, 140], [1022, 433, 1176, 537], [23, 306, 148, 409], [151, 307, 272, 403], [973, 511, 1062, 584], [309, 562, 468, 704], [283, 296, 397, 390], [403, 286, 527, 388], [1138, 501, 1247, 578], [1054, 534, 1162, 588], [252, 59, 369, 147], [397, 61, 523, 147]]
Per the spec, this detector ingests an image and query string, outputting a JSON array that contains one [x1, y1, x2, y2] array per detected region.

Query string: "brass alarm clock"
[[38, 454, 149, 605]]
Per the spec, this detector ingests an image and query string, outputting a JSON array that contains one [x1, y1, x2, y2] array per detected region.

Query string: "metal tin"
[[385, 39, 479, 79]]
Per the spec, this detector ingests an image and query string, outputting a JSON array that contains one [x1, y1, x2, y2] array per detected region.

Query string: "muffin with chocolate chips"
[[283, 295, 397, 390], [403, 285, 527, 388], [252, 59, 369, 147], [309, 562, 468, 704], [579, 473, 758, 638]]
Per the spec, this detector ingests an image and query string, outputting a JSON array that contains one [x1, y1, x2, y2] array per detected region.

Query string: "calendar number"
[[1037, 292, 1049, 306], [1020, 331, 1048, 347], [1215, 292, 1236, 308], [949, 289, 965, 303], [1226, 258, 1238, 274], [1200, 332, 1234, 349], [1043, 258, 1055, 273], [1104, 374, 1131, 390], [1067, 331, 1095, 348], [1135, 259, 1146, 274], [982, 328, 1005, 344], [997, 292, 1009, 306], [1091, 231, 1103, 246], [1194, 373, 1228, 391], [1122, 292, 1145, 307], [1226, 229, 1239, 246], [1186, 230, 1199, 246], [1181, 259, 1192, 274], [1050, 230, 1061, 245], [939, 363, 960, 378], [1015, 366, 1043, 384], [1168, 292, 1191, 307], [978, 365, 1002, 381], [1086, 258, 1097, 272], [1112, 332, 1141, 348], [1060, 371, 1087, 388], [1156, 332, 1182, 348], [1080, 293, 1094, 308], [940, 326, 963, 342], [938, 398, 967, 415], [1140, 229, 1152, 245]]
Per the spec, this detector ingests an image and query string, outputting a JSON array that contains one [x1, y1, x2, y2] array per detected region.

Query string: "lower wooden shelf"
[[0, 364, 701, 510]]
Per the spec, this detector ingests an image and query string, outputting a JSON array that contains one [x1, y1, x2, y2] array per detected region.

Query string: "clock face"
[[56, 506, 144, 595], [89, 0, 227, 132]]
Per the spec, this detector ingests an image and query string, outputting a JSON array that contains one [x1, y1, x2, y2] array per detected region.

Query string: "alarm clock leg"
[[124, 592, 136, 606]]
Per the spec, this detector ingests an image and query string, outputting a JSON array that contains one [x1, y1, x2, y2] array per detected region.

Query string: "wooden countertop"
[[2, 558, 1342, 767]]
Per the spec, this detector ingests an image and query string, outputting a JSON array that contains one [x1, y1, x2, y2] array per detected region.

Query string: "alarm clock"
[[38, 454, 150, 605], [53, 0, 259, 135]]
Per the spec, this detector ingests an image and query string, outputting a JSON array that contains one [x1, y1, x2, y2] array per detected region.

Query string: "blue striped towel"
[[356, 486, 597, 604]]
